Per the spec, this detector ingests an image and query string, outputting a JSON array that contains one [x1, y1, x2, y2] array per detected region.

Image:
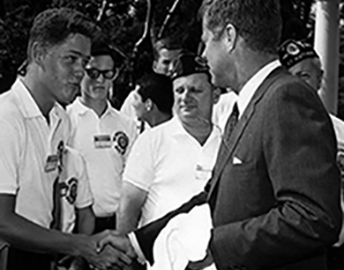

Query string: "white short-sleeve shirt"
[[0, 78, 71, 228], [60, 146, 93, 233], [123, 116, 222, 226], [212, 91, 238, 133], [120, 91, 151, 133], [67, 98, 137, 217]]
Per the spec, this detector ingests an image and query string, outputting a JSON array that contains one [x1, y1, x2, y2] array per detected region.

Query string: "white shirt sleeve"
[[128, 232, 147, 264], [123, 117, 139, 162], [120, 92, 136, 118], [0, 120, 22, 194], [123, 131, 155, 191], [74, 154, 93, 209]]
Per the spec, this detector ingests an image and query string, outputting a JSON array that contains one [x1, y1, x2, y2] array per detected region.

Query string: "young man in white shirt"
[[67, 38, 137, 234], [0, 8, 130, 270]]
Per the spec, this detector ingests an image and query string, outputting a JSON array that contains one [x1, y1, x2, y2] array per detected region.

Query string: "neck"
[[80, 95, 108, 117], [180, 117, 213, 146], [147, 112, 172, 127], [21, 68, 55, 118], [234, 51, 277, 94]]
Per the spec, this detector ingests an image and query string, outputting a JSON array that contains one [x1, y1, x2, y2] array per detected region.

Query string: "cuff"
[[128, 232, 146, 264]]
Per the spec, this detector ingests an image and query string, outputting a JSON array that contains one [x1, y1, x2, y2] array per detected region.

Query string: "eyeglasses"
[[85, 68, 119, 80]]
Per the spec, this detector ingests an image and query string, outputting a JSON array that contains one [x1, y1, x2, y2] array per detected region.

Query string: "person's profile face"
[[288, 58, 323, 91], [40, 33, 91, 106], [201, 21, 234, 90], [81, 55, 115, 102], [153, 48, 182, 77], [173, 73, 214, 125]]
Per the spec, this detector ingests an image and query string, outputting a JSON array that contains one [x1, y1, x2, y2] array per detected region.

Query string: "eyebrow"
[[68, 49, 91, 61]]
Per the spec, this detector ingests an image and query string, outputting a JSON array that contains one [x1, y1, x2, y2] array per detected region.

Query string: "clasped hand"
[[86, 230, 137, 270]]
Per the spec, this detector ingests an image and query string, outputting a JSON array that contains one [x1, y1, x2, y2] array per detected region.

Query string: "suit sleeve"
[[134, 191, 207, 265], [210, 80, 342, 269]]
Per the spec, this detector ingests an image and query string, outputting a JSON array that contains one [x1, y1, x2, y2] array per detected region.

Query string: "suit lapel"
[[208, 67, 286, 199]]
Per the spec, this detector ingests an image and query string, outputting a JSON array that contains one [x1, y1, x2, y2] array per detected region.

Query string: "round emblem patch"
[[113, 131, 129, 155]]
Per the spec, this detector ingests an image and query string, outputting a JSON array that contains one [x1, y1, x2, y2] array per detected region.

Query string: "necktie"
[[223, 102, 239, 140], [204, 103, 239, 193]]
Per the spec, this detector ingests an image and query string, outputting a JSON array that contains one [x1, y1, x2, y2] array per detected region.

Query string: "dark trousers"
[[6, 247, 52, 270], [94, 214, 116, 234]]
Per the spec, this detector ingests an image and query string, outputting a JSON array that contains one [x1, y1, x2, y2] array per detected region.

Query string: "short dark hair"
[[27, 8, 96, 63], [91, 36, 125, 69], [202, 0, 282, 54], [137, 72, 174, 115], [153, 37, 183, 61]]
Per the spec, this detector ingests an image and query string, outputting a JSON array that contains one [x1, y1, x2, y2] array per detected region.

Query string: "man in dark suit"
[[99, 0, 342, 269]]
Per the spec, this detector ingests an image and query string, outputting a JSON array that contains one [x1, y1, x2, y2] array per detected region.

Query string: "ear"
[[212, 87, 221, 105], [145, 98, 153, 111], [152, 60, 158, 73], [223, 23, 238, 53], [31, 42, 47, 68]]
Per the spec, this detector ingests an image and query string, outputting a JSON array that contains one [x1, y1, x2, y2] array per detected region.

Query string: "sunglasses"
[[85, 68, 119, 80]]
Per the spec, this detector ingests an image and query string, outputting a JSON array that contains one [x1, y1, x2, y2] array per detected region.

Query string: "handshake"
[[74, 230, 140, 270]]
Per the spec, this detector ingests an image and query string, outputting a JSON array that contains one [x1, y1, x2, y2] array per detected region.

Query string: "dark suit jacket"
[[135, 67, 342, 270]]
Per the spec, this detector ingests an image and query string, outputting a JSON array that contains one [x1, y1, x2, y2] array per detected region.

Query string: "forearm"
[[116, 205, 141, 234], [76, 207, 95, 235], [0, 211, 83, 256], [117, 182, 148, 234]]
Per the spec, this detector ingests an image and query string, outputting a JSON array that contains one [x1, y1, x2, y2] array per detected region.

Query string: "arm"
[[0, 120, 131, 269], [116, 182, 148, 234], [209, 80, 342, 269], [0, 194, 133, 269], [0, 194, 89, 255], [75, 206, 95, 235], [98, 191, 208, 266]]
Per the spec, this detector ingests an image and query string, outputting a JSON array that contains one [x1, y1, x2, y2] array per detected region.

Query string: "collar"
[[13, 77, 64, 120], [168, 116, 189, 137], [71, 97, 115, 117], [169, 115, 222, 140], [237, 59, 281, 118]]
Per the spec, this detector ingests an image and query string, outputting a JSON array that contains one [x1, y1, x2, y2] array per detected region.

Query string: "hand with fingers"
[[96, 230, 137, 261], [73, 231, 134, 270]]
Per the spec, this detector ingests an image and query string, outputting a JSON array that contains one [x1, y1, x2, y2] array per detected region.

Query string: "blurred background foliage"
[[1, 0, 344, 114]]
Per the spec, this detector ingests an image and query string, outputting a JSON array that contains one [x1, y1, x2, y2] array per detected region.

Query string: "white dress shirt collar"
[[237, 60, 281, 118]]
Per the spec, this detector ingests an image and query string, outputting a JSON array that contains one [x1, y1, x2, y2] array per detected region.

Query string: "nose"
[[96, 73, 106, 83], [179, 88, 192, 101], [74, 61, 85, 81]]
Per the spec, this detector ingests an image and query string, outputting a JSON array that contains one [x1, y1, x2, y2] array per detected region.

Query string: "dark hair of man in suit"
[[200, 0, 282, 54]]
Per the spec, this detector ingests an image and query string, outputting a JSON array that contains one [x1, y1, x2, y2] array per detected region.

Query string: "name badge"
[[44, 154, 59, 172], [94, 135, 111, 148]]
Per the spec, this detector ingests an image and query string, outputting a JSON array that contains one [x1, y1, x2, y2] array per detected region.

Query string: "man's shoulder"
[[0, 89, 24, 124], [66, 98, 83, 116], [264, 70, 314, 101], [136, 118, 176, 145], [109, 107, 137, 131]]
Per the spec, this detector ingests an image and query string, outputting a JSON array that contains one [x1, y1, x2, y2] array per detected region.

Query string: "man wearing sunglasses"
[[67, 38, 138, 234]]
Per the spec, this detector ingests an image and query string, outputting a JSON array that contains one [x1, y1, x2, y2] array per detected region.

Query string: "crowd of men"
[[0, 1, 344, 270]]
